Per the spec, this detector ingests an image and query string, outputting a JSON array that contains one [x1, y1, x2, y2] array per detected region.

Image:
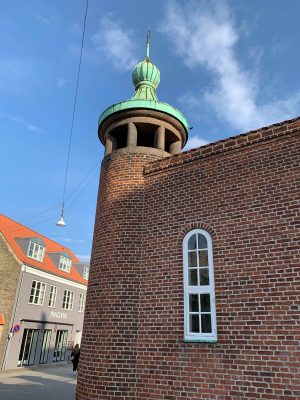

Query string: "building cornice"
[[22, 264, 87, 290], [144, 116, 300, 175]]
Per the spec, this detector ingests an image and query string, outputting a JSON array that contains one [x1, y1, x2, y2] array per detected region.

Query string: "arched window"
[[183, 229, 217, 342]]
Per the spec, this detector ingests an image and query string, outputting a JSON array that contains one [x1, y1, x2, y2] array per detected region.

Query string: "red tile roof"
[[0, 214, 87, 285]]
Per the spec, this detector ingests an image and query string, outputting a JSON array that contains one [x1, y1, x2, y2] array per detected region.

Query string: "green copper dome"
[[98, 32, 190, 136], [132, 60, 160, 101]]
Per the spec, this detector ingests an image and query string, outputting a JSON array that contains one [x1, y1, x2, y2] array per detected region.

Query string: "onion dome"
[[131, 60, 160, 101], [98, 30, 190, 146], [131, 30, 160, 101]]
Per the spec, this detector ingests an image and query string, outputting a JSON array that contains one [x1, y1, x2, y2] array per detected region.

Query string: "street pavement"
[[0, 363, 77, 400]]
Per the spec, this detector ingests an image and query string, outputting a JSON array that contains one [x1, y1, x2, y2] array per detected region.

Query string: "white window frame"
[[78, 293, 86, 312], [83, 265, 89, 280], [62, 289, 74, 310], [48, 285, 57, 308], [59, 256, 72, 273], [29, 280, 46, 306], [27, 241, 45, 262], [183, 229, 217, 342]]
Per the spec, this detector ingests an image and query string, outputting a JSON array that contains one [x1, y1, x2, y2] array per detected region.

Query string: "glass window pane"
[[190, 315, 200, 333], [188, 234, 197, 250], [188, 252, 197, 268], [23, 330, 32, 365], [200, 268, 210, 285], [189, 294, 199, 312], [29, 330, 39, 365], [201, 314, 212, 333], [33, 246, 38, 258], [200, 294, 211, 312], [38, 247, 44, 260], [198, 250, 208, 266], [197, 234, 207, 249], [188, 269, 198, 285]]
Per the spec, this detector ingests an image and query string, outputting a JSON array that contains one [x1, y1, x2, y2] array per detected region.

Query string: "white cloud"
[[183, 134, 209, 151], [91, 15, 138, 72], [1, 114, 44, 133], [57, 78, 72, 89], [26, 124, 40, 132], [36, 14, 50, 26], [179, 91, 200, 111], [77, 254, 91, 262], [160, 0, 300, 132], [60, 237, 84, 244]]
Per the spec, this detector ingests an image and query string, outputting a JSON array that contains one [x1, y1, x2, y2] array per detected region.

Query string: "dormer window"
[[59, 255, 72, 273], [27, 240, 45, 261], [83, 265, 90, 280]]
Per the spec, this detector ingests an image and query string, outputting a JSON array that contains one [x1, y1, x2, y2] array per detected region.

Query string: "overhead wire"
[[19, 158, 101, 224], [58, 0, 89, 224], [6, 158, 101, 236], [65, 167, 99, 210], [2, 0, 93, 235]]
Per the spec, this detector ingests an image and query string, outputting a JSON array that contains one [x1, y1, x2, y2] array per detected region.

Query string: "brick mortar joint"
[[144, 126, 300, 175]]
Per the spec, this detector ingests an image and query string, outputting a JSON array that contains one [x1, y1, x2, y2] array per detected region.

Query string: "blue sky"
[[1, 0, 299, 261]]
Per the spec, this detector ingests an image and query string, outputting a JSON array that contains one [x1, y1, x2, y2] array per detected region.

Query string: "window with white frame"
[[78, 293, 86, 312], [29, 280, 46, 306], [62, 289, 74, 310], [59, 256, 72, 273], [27, 241, 45, 261], [183, 229, 217, 342], [83, 265, 89, 280], [48, 285, 57, 308]]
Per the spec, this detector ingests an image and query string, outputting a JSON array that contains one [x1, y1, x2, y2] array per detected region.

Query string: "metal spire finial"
[[146, 29, 150, 61]]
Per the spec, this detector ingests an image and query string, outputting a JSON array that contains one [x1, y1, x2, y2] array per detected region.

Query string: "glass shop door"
[[53, 330, 68, 362], [18, 329, 39, 366], [39, 329, 52, 364]]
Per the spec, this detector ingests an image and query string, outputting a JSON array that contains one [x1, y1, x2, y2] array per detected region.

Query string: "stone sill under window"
[[183, 338, 218, 343]]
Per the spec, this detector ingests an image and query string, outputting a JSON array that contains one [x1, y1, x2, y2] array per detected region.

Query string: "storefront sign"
[[50, 311, 67, 320]]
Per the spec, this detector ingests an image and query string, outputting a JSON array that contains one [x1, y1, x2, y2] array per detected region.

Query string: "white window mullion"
[[27, 241, 45, 262], [183, 229, 217, 342], [29, 280, 46, 306], [62, 289, 74, 310]]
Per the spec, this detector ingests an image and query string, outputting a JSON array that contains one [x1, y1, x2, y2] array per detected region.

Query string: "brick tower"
[[77, 34, 189, 399]]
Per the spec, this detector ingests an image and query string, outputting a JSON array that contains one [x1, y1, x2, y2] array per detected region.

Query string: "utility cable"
[[5, 158, 100, 236], [58, 0, 89, 225], [19, 158, 100, 226]]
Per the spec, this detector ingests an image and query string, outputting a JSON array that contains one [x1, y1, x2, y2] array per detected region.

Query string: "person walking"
[[71, 344, 80, 374]]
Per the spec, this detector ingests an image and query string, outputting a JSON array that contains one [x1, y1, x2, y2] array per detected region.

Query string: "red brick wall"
[[78, 118, 300, 399], [77, 151, 162, 400], [136, 122, 300, 399]]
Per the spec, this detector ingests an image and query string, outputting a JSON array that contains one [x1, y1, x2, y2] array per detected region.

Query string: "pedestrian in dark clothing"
[[71, 344, 80, 373]]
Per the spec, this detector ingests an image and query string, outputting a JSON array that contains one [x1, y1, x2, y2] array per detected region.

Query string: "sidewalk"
[[0, 364, 77, 400]]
